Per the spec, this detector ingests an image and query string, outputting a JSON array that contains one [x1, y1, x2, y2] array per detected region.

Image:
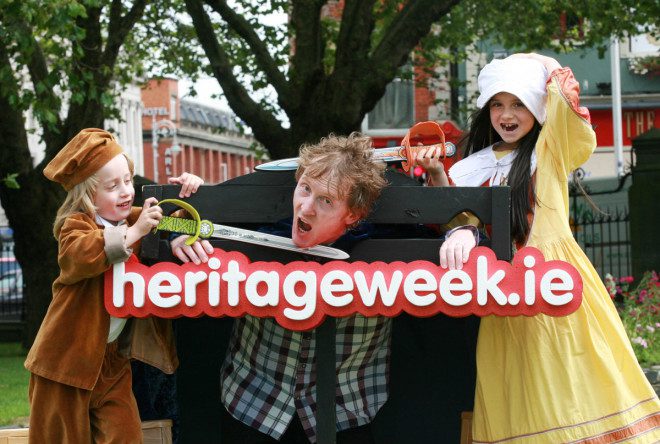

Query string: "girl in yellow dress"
[[419, 53, 660, 442]]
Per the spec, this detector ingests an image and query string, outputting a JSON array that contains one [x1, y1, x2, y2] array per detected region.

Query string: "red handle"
[[400, 121, 447, 173]]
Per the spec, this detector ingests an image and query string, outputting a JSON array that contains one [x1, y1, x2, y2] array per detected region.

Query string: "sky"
[[178, 76, 230, 111]]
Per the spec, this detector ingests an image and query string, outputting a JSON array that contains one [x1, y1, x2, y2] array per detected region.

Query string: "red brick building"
[[142, 78, 260, 184]]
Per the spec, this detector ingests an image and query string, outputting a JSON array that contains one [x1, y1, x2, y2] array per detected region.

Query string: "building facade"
[[141, 78, 259, 185]]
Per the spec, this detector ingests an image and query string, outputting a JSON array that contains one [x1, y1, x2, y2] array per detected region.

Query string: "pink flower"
[[638, 289, 648, 303], [631, 336, 649, 348]]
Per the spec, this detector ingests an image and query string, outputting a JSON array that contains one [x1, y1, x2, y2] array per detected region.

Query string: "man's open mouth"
[[297, 217, 312, 232]]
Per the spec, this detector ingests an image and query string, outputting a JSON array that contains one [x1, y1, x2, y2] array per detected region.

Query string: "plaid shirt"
[[220, 220, 433, 442], [220, 314, 391, 443]]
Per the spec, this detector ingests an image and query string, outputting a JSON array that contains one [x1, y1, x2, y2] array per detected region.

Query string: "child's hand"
[[411, 144, 449, 186], [168, 172, 204, 198], [439, 228, 476, 270], [170, 234, 214, 264], [126, 197, 163, 246]]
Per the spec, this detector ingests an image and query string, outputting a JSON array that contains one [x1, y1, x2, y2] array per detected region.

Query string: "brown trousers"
[[28, 342, 142, 444]]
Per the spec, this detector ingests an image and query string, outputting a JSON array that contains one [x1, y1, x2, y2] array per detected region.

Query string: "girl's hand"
[[411, 144, 449, 186], [439, 228, 477, 270], [126, 197, 163, 245], [170, 234, 214, 265], [168, 172, 204, 198]]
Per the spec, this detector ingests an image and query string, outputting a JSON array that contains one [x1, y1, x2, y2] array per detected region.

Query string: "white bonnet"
[[476, 57, 549, 124]]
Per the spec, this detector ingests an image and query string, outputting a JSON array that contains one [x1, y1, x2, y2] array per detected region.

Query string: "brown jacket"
[[25, 209, 178, 390]]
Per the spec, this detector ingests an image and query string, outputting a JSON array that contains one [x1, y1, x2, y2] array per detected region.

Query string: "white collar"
[[448, 144, 537, 187], [95, 214, 127, 228]]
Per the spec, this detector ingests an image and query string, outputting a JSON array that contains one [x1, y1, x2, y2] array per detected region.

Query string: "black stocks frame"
[[139, 169, 511, 444]]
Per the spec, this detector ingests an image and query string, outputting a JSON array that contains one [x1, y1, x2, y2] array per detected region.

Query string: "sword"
[[155, 199, 349, 260], [256, 121, 456, 172], [255, 143, 456, 171]]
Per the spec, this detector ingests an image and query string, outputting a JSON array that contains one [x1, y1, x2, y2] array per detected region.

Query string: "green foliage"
[[0, 343, 29, 426], [0, 0, 185, 134], [2, 173, 20, 189], [605, 271, 660, 367]]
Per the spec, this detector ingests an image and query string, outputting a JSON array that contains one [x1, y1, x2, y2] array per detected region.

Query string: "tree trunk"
[[0, 111, 63, 348]]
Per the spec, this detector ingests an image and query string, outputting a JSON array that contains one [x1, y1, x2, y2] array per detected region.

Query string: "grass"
[[0, 342, 30, 427]]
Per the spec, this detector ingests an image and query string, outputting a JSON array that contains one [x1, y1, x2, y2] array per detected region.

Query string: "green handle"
[[155, 198, 202, 246]]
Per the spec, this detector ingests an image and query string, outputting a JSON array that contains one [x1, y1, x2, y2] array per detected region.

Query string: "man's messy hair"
[[296, 133, 386, 219]]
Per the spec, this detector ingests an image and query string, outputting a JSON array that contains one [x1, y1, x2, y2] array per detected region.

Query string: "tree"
[[0, 0, 154, 346], [1, 0, 657, 347], [177, 0, 658, 159]]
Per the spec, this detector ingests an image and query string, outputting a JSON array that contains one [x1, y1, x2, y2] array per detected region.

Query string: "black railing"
[[569, 169, 632, 280], [0, 227, 24, 320], [571, 206, 631, 279]]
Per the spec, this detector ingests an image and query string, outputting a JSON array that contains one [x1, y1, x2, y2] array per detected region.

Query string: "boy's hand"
[[126, 197, 163, 246], [170, 234, 214, 264], [168, 172, 204, 198], [439, 228, 476, 270]]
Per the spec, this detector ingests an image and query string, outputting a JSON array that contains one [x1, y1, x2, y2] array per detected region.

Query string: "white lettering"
[[524, 255, 536, 305], [355, 271, 403, 307], [477, 256, 507, 305], [439, 270, 472, 306], [112, 262, 145, 308], [540, 270, 574, 305], [403, 270, 436, 306], [185, 271, 208, 307], [320, 270, 354, 307], [222, 260, 247, 306], [245, 271, 279, 307], [283, 271, 316, 320], [208, 258, 221, 306], [148, 272, 182, 308]]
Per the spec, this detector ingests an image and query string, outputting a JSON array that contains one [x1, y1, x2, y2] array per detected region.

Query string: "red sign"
[[105, 247, 583, 331], [591, 108, 658, 147]]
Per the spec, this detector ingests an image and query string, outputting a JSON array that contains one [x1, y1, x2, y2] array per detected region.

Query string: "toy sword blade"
[[157, 214, 349, 260], [255, 142, 456, 171]]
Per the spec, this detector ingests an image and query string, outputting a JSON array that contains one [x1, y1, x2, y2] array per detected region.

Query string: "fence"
[[571, 206, 631, 279], [0, 226, 24, 320], [569, 170, 632, 280]]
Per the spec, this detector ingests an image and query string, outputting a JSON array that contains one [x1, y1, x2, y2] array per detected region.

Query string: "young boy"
[[25, 128, 202, 443]]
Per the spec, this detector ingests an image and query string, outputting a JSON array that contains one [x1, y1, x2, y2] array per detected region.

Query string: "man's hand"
[[439, 228, 477, 270], [168, 172, 204, 198], [171, 234, 214, 265]]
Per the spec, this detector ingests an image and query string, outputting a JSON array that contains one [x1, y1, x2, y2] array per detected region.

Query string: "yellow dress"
[[470, 69, 660, 442]]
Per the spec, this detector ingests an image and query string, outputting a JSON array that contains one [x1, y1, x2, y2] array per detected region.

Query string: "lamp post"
[[151, 116, 181, 183]]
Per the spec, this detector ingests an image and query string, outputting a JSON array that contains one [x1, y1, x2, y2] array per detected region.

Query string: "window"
[[364, 78, 414, 130], [170, 96, 177, 121], [220, 163, 228, 182]]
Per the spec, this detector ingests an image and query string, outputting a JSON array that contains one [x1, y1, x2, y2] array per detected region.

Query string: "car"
[[0, 268, 24, 316], [0, 256, 20, 275]]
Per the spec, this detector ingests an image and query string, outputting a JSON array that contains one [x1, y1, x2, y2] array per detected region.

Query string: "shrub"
[[604, 271, 660, 367]]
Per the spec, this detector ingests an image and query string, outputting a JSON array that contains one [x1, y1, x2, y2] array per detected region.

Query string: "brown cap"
[[44, 128, 124, 190]]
